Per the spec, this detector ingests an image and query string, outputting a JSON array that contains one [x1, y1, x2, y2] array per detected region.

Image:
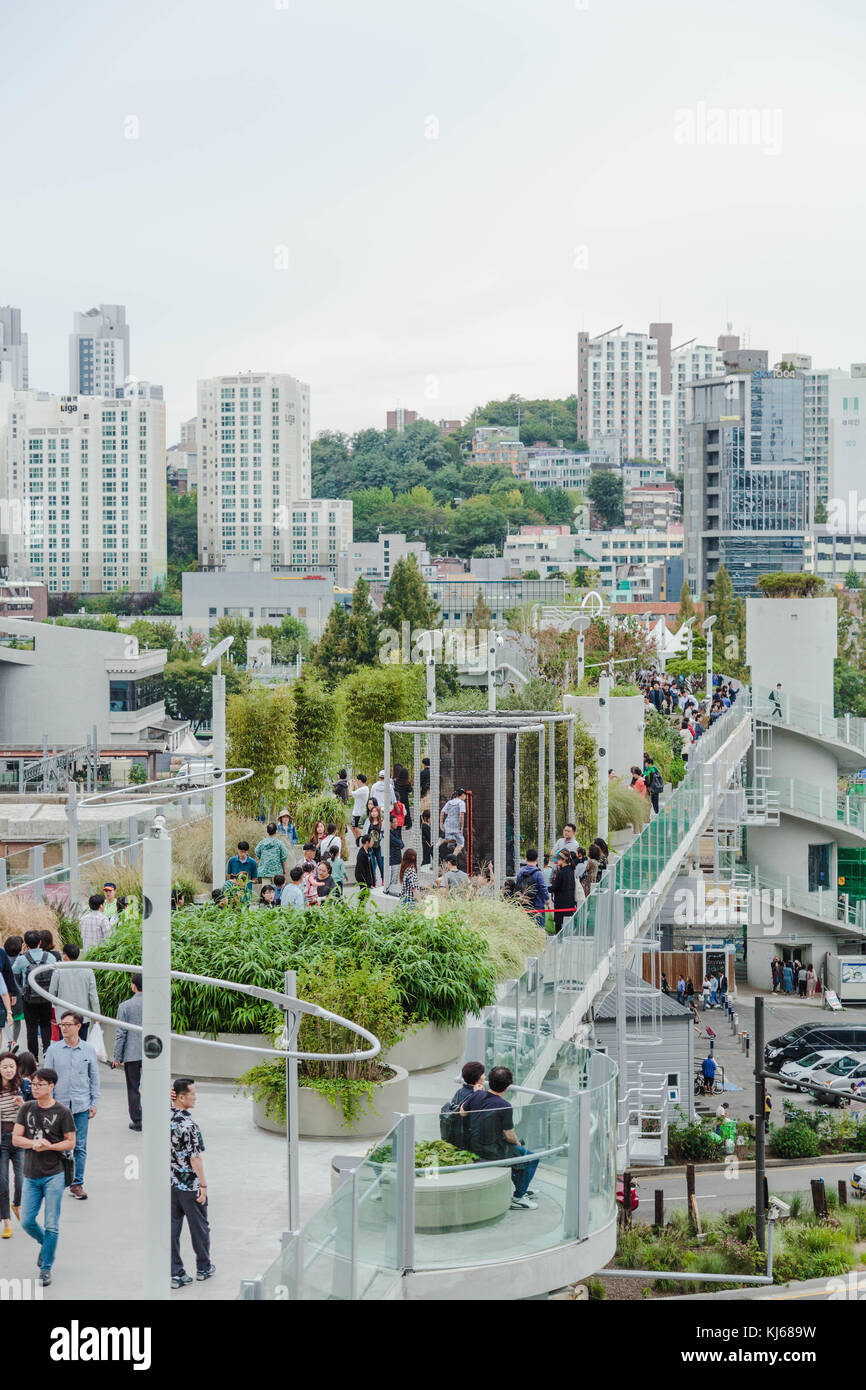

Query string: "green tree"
[[226, 685, 295, 820], [310, 603, 353, 687], [380, 555, 440, 632], [846, 569, 862, 590], [166, 489, 198, 566], [289, 673, 341, 795], [586, 470, 624, 528], [677, 581, 696, 626], [210, 615, 254, 666], [346, 576, 381, 666], [524, 569, 541, 581], [256, 615, 310, 664], [338, 665, 425, 776], [815, 497, 828, 523], [469, 587, 493, 628], [163, 659, 246, 732], [127, 618, 188, 658]]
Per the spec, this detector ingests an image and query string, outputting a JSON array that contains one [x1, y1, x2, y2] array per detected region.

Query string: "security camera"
[[768, 1196, 790, 1218], [495, 633, 504, 647]]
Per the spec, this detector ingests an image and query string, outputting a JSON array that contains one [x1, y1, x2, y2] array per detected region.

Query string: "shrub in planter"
[[238, 954, 408, 1122], [667, 1116, 722, 1163], [367, 1139, 478, 1169], [769, 1121, 820, 1159], [608, 781, 650, 832], [85, 895, 497, 1036]]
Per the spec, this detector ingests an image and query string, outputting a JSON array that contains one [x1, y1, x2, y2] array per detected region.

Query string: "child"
[[272, 873, 286, 906], [328, 845, 345, 897], [301, 861, 319, 908]]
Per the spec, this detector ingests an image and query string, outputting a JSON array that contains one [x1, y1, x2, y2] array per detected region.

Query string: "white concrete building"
[[286, 497, 353, 575], [69, 304, 130, 397], [0, 307, 28, 389], [804, 367, 866, 507], [503, 527, 590, 577], [744, 596, 866, 987], [513, 446, 589, 492], [0, 384, 167, 594], [182, 567, 336, 642], [337, 531, 426, 588], [578, 526, 684, 593], [197, 372, 313, 567], [0, 615, 175, 749], [580, 324, 722, 473]]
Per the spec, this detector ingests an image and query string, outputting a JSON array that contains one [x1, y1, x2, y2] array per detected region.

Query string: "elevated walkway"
[[753, 692, 866, 768]]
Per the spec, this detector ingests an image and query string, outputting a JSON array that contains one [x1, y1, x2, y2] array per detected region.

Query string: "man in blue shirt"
[[44, 1011, 100, 1199], [226, 840, 258, 882], [700, 1052, 717, 1096], [514, 849, 551, 927]]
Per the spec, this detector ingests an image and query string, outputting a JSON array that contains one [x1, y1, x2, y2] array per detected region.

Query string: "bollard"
[[839, 1179, 848, 1208], [745, 1032, 750, 1060], [732, 1012, 738, 1036], [709, 1037, 714, 1053]]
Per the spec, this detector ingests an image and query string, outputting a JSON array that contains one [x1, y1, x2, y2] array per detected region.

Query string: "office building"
[[0, 384, 167, 594], [0, 307, 28, 389], [69, 304, 130, 396], [197, 372, 313, 567], [427, 575, 565, 627], [337, 531, 426, 589], [684, 371, 811, 597], [182, 567, 335, 642], [503, 526, 592, 577], [578, 323, 723, 472]]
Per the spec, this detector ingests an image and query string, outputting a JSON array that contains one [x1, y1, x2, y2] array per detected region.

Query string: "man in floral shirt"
[[170, 1078, 215, 1289]]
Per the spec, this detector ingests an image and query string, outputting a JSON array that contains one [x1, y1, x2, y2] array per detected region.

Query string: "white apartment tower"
[[69, 304, 130, 396], [579, 323, 722, 472], [197, 372, 313, 567], [0, 386, 166, 594], [0, 307, 28, 389]]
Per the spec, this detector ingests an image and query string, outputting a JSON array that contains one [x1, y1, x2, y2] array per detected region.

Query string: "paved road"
[[632, 1158, 863, 1221]]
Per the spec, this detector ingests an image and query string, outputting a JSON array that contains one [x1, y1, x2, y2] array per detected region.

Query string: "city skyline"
[[1, 0, 863, 441]]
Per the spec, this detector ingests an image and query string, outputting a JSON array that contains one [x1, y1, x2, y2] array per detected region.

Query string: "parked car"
[[797, 1054, 866, 1091], [851, 1163, 866, 1198], [777, 1049, 855, 1089], [175, 759, 213, 789], [764, 1023, 866, 1073], [804, 1060, 866, 1096]]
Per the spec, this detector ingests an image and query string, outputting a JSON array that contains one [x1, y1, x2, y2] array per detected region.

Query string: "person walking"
[[514, 849, 551, 927], [170, 1078, 215, 1288], [1, 936, 24, 1051], [350, 776, 370, 836], [79, 894, 111, 954], [44, 1011, 99, 1200], [14, 930, 56, 1061], [582, 844, 602, 896], [798, 963, 808, 998], [253, 824, 288, 884], [333, 769, 349, 805], [49, 945, 99, 1044], [393, 763, 413, 830], [644, 756, 663, 815], [387, 814, 404, 887], [0, 1051, 25, 1237], [806, 965, 817, 999], [439, 788, 467, 850], [354, 834, 376, 890], [460, 1065, 539, 1211], [421, 809, 432, 866], [676, 975, 686, 1005], [399, 848, 420, 908], [12, 1067, 75, 1286], [769, 683, 783, 719], [549, 849, 576, 934], [364, 805, 385, 884], [112, 974, 143, 1131], [101, 882, 120, 926]]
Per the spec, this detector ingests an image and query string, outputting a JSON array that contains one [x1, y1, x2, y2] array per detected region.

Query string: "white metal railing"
[[748, 862, 866, 934], [764, 776, 866, 834], [753, 690, 866, 756]]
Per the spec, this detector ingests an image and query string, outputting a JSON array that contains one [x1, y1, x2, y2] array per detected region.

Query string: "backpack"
[[648, 769, 664, 794], [516, 866, 545, 909], [439, 1096, 469, 1149], [20, 950, 49, 1006]]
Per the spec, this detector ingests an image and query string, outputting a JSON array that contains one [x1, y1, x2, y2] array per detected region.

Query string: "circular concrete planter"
[[609, 829, 633, 851], [100, 1021, 273, 1082], [384, 1022, 466, 1074], [252, 1064, 410, 1139], [384, 1164, 512, 1229]]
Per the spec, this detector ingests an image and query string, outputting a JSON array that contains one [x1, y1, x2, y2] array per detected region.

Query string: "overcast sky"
[[2, 0, 864, 442]]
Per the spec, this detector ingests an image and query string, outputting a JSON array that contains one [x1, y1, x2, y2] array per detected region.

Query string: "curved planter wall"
[[384, 1022, 466, 1074], [252, 1065, 410, 1139], [100, 1021, 273, 1082]]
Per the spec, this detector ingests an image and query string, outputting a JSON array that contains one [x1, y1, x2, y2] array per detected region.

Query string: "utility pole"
[[598, 672, 610, 842], [702, 615, 717, 704], [754, 996, 767, 1252], [142, 816, 172, 1300]]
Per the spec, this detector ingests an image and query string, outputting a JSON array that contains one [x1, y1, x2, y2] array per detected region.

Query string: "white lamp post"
[[202, 636, 234, 889], [702, 615, 717, 704], [141, 814, 172, 1301]]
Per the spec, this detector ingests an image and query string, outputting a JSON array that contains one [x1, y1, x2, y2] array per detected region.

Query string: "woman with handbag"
[[363, 804, 385, 885], [0, 1051, 24, 1236]]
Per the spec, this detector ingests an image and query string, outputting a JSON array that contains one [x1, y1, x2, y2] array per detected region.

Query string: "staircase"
[[734, 960, 748, 985]]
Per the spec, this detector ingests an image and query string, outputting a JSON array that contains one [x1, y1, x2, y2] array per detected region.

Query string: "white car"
[[778, 1049, 854, 1089], [798, 1054, 866, 1091], [813, 1060, 866, 1095], [852, 1163, 866, 1198]]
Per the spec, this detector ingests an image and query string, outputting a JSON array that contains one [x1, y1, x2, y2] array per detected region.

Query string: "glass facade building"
[[685, 373, 811, 596]]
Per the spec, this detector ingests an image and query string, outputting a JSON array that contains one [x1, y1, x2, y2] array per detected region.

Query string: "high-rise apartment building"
[[684, 370, 811, 597], [578, 323, 723, 471], [386, 407, 417, 431], [803, 367, 866, 506], [69, 304, 130, 396], [0, 307, 28, 389], [0, 384, 166, 594], [197, 372, 311, 567]]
